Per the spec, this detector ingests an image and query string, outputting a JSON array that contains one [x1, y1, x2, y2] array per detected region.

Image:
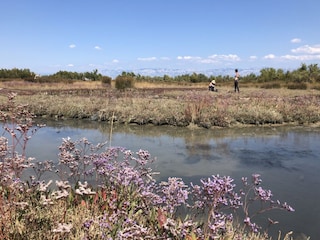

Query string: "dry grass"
[[0, 80, 317, 96], [134, 81, 204, 89], [0, 80, 103, 92], [1, 81, 319, 128]]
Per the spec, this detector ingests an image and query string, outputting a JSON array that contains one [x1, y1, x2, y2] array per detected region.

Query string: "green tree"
[[299, 63, 307, 72], [84, 69, 102, 81], [307, 64, 320, 82], [0, 68, 35, 79], [163, 74, 172, 82], [243, 73, 258, 82], [259, 68, 277, 82], [275, 69, 285, 81]]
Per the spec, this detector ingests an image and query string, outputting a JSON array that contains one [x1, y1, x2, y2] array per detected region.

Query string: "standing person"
[[234, 69, 240, 93]]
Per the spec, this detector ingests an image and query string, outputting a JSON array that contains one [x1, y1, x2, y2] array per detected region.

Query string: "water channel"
[[8, 120, 320, 238]]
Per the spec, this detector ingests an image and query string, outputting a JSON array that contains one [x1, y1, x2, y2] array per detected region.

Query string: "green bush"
[[115, 75, 135, 90]]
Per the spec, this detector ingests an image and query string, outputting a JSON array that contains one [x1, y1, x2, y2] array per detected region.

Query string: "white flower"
[[38, 180, 53, 192], [52, 223, 73, 233], [75, 181, 96, 196], [52, 189, 69, 200], [56, 180, 71, 189]]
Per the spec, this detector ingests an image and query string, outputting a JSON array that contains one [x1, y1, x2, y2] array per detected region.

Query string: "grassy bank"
[[1, 80, 320, 128]]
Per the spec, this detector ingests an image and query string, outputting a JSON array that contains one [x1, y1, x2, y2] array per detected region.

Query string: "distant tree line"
[[254, 63, 320, 83], [1, 63, 320, 86], [133, 63, 320, 84], [0, 68, 103, 83], [51, 69, 102, 81], [0, 68, 35, 79]]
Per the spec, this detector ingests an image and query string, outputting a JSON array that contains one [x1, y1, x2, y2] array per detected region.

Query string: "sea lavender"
[[190, 174, 242, 237], [159, 177, 189, 214], [241, 174, 295, 232]]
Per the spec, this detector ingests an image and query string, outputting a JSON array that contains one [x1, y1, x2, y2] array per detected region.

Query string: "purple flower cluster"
[[191, 175, 242, 211], [241, 174, 295, 232], [189, 175, 242, 237], [159, 177, 189, 213]]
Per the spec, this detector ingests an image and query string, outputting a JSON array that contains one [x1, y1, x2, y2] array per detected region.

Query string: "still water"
[[21, 120, 320, 238]]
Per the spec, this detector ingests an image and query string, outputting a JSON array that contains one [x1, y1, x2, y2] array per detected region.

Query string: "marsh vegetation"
[[1, 79, 319, 129]]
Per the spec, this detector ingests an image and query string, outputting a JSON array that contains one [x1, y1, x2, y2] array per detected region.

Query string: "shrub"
[[24, 76, 74, 84], [287, 82, 307, 90], [115, 75, 135, 90], [101, 76, 112, 85]]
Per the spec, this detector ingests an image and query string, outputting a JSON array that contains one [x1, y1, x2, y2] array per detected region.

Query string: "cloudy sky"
[[1, 0, 320, 74]]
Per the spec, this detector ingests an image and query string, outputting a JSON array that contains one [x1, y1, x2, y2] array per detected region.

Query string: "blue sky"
[[1, 0, 320, 75]]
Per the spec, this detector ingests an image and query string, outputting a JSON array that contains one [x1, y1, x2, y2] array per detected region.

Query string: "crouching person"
[[208, 79, 217, 92]]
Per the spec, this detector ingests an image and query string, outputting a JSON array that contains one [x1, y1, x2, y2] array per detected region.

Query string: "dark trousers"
[[234, 81, 239, 92]]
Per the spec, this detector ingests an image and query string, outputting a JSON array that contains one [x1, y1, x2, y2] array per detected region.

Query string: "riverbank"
[[1, 80, 320, 128]]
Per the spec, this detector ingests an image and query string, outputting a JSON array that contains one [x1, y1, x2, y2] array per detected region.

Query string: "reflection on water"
[[5, 119, 320, 239]]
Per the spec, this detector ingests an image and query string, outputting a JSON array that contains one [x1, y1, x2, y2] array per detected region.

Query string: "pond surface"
[[14, 120, 320, 238]]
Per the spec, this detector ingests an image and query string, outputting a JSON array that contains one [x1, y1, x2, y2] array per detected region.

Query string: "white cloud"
[[208, 54, 240, 61], [280, 55, 302, 60], [94, 46, 102, 50], [67, 64, 74, 67], [291, 44, 320, 54], [200, 58, 218, 64], [177, 56, 202, 60], [291, 38, 301, 43], [137, 57, 157, 61], [69, 44, 76, 49], [249, 56, 257, 60], [112, 59, 119, 63], [176, 54, 239, 65], [264, 54, 276, 59], [281, 54, 320, 61]]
